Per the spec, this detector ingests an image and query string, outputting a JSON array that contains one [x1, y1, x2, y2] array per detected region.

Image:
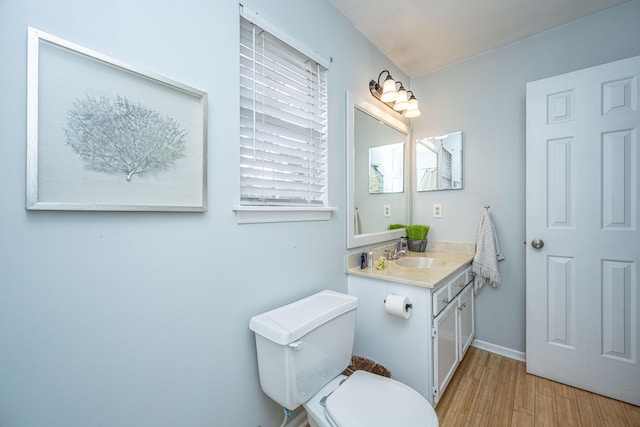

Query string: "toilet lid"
[[325, 370, 439, 427]]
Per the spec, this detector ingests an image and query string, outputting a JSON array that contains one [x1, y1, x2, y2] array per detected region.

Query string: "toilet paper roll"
[[384, 294, 412, 319]]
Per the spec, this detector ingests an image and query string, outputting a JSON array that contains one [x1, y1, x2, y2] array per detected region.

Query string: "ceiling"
[[329, 0, 629, 77]]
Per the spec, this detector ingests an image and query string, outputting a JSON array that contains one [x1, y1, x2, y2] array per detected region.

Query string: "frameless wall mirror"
[[347, 92, 410, 249], [416, 131, 463, 191]]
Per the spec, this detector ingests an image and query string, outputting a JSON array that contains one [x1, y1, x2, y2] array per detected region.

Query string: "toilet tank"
[[249, 290, 359, 410]]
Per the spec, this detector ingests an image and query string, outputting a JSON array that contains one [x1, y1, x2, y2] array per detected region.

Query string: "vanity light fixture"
[[369, 70, 421, 118]]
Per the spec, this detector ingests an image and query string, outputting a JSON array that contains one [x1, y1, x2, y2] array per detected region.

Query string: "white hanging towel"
[[472, 211, 504, 294], [354, 209, 361, 235]]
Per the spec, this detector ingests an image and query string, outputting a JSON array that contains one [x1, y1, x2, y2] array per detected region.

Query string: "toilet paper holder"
[[383, 297, 413, 311]]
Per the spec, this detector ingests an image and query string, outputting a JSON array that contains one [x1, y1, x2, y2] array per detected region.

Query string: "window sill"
[[233, 206, 337, 224]]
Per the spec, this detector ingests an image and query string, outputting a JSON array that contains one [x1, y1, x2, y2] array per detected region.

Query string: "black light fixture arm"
[[377, 69, 392, 85], [369, 69, 393, 94]]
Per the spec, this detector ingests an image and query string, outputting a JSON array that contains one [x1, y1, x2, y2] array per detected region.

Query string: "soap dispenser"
[[399, 236, 408, 255]]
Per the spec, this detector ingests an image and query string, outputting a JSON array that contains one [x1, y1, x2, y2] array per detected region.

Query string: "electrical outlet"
[[384, 205, 391, 217], [433, 203, 443, 218]]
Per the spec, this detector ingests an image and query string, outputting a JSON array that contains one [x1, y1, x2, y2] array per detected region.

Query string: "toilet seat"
[[325, 370, 439, 427]]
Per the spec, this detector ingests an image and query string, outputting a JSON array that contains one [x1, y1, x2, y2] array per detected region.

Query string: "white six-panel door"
[[526, 55, 640, 406]]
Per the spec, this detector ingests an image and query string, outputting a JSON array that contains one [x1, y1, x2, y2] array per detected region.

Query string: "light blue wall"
[[3, 0, 639, 424], [409, 0, 640, 354], [0, 1, 407, 426]]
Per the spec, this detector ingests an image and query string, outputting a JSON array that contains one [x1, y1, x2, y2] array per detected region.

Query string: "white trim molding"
[[471, 339, 526, 362], [233, 206, 336, 224]]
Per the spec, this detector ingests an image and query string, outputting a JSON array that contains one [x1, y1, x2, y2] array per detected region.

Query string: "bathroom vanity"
[[345, 241, 475, 406], [344, 93, 474, 405]]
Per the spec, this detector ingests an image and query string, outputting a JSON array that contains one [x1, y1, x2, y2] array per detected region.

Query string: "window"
[[237, 9, 334, 223]]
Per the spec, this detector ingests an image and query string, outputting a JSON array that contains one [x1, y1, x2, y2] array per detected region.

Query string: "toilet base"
[[303, 375, 347, 427]]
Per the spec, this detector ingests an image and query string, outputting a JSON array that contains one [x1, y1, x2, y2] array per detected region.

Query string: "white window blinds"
[[240, 15, 328, 207]]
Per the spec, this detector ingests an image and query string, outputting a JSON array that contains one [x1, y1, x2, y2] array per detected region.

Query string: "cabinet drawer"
[[433, 267, 472, 317], [450, 269, 469, 298], [432, 283, 452, 317]]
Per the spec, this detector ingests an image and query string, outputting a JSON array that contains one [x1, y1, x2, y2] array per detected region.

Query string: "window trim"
[[233, 205, 336, 224], [239, 5, 331, 69], [236, 5, 336, 224]]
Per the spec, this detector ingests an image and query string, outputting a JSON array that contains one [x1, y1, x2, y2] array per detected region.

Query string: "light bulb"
[[404, 96, 421, 118], [380, 76, 398, 102], [393, 85, 409, 110]]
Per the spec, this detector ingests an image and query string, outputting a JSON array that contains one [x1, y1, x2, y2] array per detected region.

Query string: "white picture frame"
[[26, 27, 208, 212]]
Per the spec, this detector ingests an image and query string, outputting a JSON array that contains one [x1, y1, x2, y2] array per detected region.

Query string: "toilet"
[[249, 290, 439, 427]]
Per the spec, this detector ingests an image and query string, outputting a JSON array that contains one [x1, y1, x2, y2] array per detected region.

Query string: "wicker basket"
[[342, 355, 391, 378]]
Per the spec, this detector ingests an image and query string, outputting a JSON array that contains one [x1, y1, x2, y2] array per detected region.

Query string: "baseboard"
[[471, 339, 526, 362], [286, 411, 308, 427]]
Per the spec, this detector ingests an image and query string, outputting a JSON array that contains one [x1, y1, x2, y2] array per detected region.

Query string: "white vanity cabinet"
[[432, 268, 474, 404], [347, 264, 474, 406]]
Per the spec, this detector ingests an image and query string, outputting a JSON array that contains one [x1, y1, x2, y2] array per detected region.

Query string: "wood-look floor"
[[435, 347, 640, 427]]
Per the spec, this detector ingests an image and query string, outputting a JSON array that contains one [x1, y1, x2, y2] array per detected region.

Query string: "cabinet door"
[[432, 300, 459, 404], [458, 284, 474, 357]]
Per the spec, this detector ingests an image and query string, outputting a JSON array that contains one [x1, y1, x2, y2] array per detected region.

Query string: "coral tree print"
[[26, 27, 206, 211], [65, 94, 187, 181]]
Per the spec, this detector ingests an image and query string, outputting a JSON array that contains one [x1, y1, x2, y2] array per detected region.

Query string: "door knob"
[[531, 239, 544, 249]]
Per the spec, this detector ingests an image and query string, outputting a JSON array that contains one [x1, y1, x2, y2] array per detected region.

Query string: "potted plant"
[[388, 224, 406, 230], [405, 225, 430, 252]]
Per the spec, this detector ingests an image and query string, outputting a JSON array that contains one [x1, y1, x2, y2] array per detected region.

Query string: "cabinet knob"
[[442, 297, 449, 304]]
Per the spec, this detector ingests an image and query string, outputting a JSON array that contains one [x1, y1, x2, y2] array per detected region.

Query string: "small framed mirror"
[[416, 131, 463, 191]]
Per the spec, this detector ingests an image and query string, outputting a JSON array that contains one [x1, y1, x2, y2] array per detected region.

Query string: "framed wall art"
[[26, 27, 208, 211]]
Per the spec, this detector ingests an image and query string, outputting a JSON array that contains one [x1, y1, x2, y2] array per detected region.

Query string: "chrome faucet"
[[385, 249, 399, 260]]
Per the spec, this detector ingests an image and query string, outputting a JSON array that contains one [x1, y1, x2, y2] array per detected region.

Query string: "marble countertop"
[[345, 241, 475, 289]]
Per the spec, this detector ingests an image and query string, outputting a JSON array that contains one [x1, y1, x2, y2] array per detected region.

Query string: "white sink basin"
[[395, 257, 446, 269]]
